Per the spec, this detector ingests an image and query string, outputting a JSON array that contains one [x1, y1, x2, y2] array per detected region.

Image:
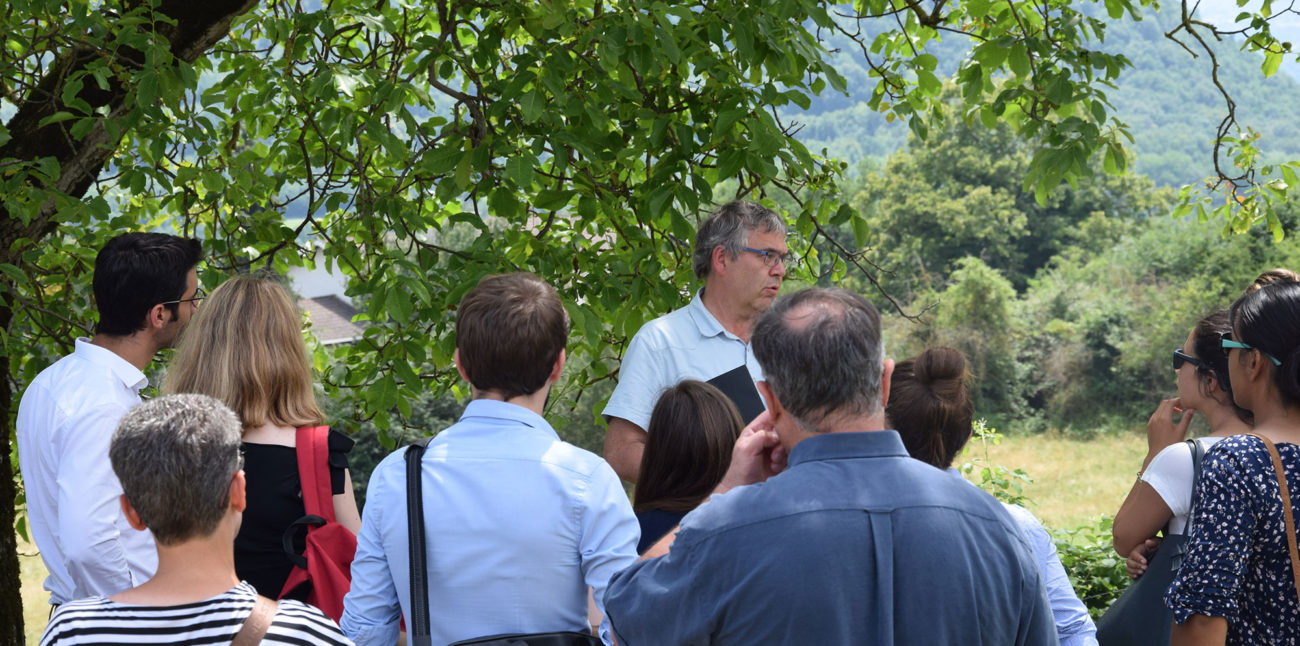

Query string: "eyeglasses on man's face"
[[161, 286, 206, 308], [742, 247, 789, 268], [1220, 332, 1283, 366]]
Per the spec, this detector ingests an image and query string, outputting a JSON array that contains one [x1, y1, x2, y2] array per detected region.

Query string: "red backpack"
[[279, 426, 356, 623]]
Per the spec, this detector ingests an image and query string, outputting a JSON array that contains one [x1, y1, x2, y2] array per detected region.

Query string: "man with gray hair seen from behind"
[[39, 394, 352, 646], [603, 200, 788, 482], [603, 287, 1057, 645]]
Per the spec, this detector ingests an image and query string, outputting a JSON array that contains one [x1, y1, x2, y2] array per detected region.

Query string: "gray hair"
[[110, 394, 244, 545], [752, 288, 885, 433], [691, 201, 786, 279]]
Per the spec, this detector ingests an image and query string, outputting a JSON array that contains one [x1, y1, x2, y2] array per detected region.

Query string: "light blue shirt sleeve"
[[341, 454, 402, 646], [1005, 503, 1097, 646], [602, 324, 667, 431], [578, 463, 641, 643]]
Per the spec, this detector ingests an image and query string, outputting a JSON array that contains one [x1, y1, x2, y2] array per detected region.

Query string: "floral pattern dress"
[[1165, 434, 1300, 644]]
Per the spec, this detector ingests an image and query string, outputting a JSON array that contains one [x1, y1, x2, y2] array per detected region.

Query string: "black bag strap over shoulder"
[[406, 436, 435, 646], [402, 435, 601, 646], [1169, 438, 1206, 570]]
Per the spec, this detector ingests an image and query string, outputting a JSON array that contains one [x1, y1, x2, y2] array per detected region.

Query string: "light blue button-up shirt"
[[341, 399, 639, 646], [603, 290, 764, 430], [948, 469, 1097, 646]]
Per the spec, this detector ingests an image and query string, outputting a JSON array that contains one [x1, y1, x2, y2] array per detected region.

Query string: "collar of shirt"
[[74, 337, 148, 394], [687, 289, 743, 342], [787, 430, 910, 468], [457, 398, 559, 439]]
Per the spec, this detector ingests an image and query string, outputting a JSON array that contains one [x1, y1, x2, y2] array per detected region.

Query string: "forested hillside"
[[792, 3, 1300, 187]]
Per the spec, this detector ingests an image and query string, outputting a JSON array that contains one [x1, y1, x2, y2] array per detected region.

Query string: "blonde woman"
[[163, 274, 361, 601]]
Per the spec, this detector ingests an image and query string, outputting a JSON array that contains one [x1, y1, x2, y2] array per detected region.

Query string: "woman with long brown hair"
[[632, 380, 743, 554], [163, 274, 360, 601]]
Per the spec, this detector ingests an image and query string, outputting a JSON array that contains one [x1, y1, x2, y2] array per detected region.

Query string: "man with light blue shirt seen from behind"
[[341, 272, 639, 646], [603, 200, 788, 482]]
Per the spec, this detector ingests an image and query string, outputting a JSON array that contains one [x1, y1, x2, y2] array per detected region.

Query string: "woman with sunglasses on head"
[[1112, 310, 1252, 578], [1166, 282, 1300, 645], [162, 274, 361, 603]]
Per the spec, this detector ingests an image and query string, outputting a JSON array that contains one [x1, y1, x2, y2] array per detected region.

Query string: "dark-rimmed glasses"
[[1220, 332, 1282, 366], [161, 286, 206, 308], [1172, 348, 1205, 372], [742, 247, 789, 268]]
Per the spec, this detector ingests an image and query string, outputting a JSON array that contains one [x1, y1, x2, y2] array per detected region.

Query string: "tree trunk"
[[0, 1, 259, 640]]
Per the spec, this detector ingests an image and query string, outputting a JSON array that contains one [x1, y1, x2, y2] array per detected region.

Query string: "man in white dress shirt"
[[602, 201, 788, 482], [17, 232, 203, 606]]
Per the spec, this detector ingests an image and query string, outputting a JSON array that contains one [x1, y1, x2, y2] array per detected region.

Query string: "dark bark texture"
[[0, 1, 258, 640]]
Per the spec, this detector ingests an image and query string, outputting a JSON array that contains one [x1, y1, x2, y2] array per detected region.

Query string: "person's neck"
[[1244, 399, 1300, 443], [109, 529, 240, 606], [785, 411, 889, 450], [474, 385, 551, 416], [1203, 403, 1252, 438], [700, 284, 755, 343], [90, 332, 157, 372]]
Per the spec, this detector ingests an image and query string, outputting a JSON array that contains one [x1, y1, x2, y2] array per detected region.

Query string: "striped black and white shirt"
[[40, 581, 353, 645]]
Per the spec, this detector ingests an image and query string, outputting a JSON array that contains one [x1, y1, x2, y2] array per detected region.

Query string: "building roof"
[[301, 295, 363, 345]]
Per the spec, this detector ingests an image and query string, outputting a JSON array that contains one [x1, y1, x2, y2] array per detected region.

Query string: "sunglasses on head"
[[1220, 332, 1283, 367]]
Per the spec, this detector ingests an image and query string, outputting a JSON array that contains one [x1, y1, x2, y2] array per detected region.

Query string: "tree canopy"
[[5, 0, 1300, 638]]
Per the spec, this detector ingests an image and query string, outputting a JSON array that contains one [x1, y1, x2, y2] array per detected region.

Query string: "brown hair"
[[633, 381, 743, 514], [1246, 268, 1300, 294], [886, 347, 974, 469], [163, 275, 323, 429], [456, 273, 569, 400]]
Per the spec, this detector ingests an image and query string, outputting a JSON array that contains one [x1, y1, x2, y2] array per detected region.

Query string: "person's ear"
[[711, 245, 730, 277], [547, 349, 566, 384], [146, 303, 173, 331], [229, 469, 247, 513], [120, 495, 147, 531], [453, 348, 470, 384], [879, 358, 895, 411], [757, 381, 784, 425]]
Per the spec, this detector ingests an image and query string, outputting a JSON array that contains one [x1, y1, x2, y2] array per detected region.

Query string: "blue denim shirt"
[[341, 400, 639, 646], [605, 430, 1058, 645]]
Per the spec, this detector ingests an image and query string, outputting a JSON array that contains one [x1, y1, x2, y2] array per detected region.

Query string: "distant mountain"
[[789, 5, 1300, 186]]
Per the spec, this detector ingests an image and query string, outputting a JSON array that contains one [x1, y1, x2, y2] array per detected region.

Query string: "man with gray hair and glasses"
[[603, 288, 1057, 645], [603, 200, 788, 482], [39, 394, 351, 646]]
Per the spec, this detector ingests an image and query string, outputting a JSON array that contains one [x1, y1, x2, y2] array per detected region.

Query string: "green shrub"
[[1051, 516, 1130, 619]]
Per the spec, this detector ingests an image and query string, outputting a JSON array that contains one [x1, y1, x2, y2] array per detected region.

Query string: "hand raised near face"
[[1146, 398, 1194, 457], [713, 410, 787, 495]]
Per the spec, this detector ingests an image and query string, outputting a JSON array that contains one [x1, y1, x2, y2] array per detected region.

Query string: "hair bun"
[[914, 347, 968, 385]]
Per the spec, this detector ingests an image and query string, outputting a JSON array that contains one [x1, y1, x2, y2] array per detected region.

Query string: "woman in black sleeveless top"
[[163, 274, 360, 600]]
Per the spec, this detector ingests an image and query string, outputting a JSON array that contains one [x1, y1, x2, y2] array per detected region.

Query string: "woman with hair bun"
[[887, 347, 1098, 646], [633, 380, 743, 554], [1167, 282, 1300, 645], [1112, 310, 1252, 578]]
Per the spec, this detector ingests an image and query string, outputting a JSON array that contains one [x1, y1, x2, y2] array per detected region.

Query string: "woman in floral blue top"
[[1166, 282, 1300, 645]]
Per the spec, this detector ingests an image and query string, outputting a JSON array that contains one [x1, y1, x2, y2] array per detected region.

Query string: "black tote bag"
[[1095, 438, 1204, 646]]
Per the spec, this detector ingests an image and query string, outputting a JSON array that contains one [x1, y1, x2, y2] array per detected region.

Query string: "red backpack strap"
[[295, 426, 335, 521]]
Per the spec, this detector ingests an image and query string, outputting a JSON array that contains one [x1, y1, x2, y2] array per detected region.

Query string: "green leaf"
[[37, 112, 77, 128], [1008, 44, 1031, 77], [716, 149, 745, 180], [714, 108, 746, 137], [506, 154, 536, 187], [1263, 51, 1283, 77], [520, 90, 544, 123]]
